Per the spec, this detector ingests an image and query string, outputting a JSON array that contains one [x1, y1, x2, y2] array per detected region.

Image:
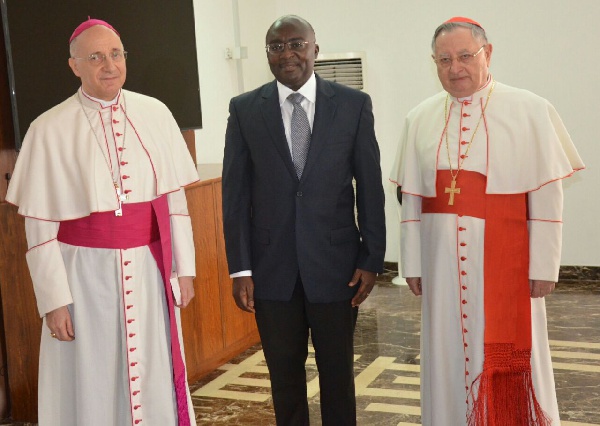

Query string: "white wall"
[[193, 0, 599, 267]]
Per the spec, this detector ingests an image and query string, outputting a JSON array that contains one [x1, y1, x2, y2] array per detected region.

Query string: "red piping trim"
[[401, 219, 421, 224], [528, 218, 563, 223], [26, 238, 57, 253], [123, 108, 159, 196]]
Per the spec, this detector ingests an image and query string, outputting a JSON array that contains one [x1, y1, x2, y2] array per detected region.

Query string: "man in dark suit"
[[222, 15, 386, 425]]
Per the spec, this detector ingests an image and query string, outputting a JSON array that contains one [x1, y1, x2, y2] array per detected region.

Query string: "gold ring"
[[50, 332, 57, 338]]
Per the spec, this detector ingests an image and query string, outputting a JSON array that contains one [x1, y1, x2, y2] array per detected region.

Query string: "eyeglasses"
[[71, 50, 128, 66], [265, 41, 313, 54], [433, 45, 485, 68]]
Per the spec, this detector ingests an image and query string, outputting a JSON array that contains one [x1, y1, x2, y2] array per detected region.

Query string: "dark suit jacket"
[[222, 75, 386, 303]]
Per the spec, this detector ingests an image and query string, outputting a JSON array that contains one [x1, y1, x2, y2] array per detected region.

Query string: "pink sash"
[[57, 195, 191, 426]]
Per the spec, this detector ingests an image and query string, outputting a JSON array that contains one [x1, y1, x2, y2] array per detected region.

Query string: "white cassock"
[[6, 89, 199, 426], [391, 79, 584, 426]]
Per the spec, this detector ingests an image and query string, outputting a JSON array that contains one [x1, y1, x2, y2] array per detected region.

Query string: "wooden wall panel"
[[0, 204, 39, 422], [213, 182, 259, 347], [182, 177, 259, 380], [181, 130, 196, 165], [0, 17, 16, 421], [182, 182, 224, 381], [0, 17, 16, 203]]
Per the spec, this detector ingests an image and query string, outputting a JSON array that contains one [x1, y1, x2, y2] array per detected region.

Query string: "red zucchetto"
[[444, 16, 484, 30], [69, 17, 120, 44]]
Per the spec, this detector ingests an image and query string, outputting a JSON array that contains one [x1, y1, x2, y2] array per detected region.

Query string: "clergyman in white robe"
[[391, 79, 584, 425], [6, 88, 199, 426]]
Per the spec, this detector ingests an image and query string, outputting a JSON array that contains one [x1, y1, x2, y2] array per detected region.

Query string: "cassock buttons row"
[[123, 257, 143, 424], [457, 223, 472, 386], [112, 107, 131, 199]]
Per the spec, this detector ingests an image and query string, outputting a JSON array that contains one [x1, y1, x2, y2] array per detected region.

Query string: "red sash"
[[57, 195, 191, 426], [423, 170, 551, 426]]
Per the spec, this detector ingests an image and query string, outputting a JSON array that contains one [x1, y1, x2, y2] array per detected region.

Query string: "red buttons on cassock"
[[461, 256, 467, 261], [130, 348, 137, 352], [464, 328, 468, 333], [459, 227, 466, 231], [127, 319, 135, 323], [116, 133, 122, 137], [460, 154, 467, 159], [134, 405, 141, 410], [124, 189, 132, 194], [464, 343, 469, 347], [122, 175, 130, 179], [463, 314, 468, 319], [127, 305, 133, 309], [466, 357, 470, 362], [461, 141, 468, 145], [463, 101, 471, 105], [462, 127, 469, 131], [462, 286, 467, 290], [460, 242, 467, 246], [461, 271, 467, 276], [126, 276, 132, 280], [463, 113, 470, 117], [126, 290, 133, 295], [462, 300, 467, 304], [129, 333, 136, 337], [130, 362, 138, 366], [466, 371, 469, 375], [120, 161, 128, 166], [118, 147, 125, 152], [113, 106, 118, 111], [131, 376, 139, 381], [135, 420, 142, 424], [113, 119, 119, 124]]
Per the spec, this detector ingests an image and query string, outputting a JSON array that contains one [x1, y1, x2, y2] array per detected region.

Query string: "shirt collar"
[[277, 73, 317, 106]]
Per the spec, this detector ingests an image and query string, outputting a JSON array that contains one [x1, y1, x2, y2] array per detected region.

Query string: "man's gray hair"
[[69, 38, 79, 58], [431, 22, 488, 51]]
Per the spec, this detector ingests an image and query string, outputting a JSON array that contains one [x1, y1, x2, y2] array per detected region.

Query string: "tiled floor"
[[190, 274, 600, 425], [3, 272, 599, 425]]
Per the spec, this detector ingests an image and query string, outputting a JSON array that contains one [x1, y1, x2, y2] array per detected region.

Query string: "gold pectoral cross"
[[445, 179, 461, 206]]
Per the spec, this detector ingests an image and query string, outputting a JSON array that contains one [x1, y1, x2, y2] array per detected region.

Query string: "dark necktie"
[[288, 92, 311, 179]]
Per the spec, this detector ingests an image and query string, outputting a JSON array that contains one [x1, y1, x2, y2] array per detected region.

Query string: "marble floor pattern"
[[3, 271, 599, 425]]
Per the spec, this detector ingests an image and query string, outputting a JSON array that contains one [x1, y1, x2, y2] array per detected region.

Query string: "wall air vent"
[[314, 52, 366, 91]]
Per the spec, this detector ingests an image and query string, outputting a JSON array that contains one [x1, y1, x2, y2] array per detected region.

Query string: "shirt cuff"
[[230, 270, 252, 278]]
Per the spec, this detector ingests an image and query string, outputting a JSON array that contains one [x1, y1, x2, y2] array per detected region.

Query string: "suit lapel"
[[260, 81, 297, 179], [301, 76, 336, 181]]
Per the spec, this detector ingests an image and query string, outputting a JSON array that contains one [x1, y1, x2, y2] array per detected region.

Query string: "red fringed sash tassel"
[[468, 344, 551, 426], [423, 170, 551, 426]]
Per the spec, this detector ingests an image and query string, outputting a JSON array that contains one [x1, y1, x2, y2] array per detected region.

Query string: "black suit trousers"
[[254, 278, 359, 426]]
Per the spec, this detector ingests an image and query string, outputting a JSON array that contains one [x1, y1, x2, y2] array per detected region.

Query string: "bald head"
[[266, 15, 315, 42]]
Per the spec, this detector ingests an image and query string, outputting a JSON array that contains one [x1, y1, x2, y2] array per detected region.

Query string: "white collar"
[[277, 73, 317, 106], [455, 74, 493, 102], [81, 88, 120, 108]]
